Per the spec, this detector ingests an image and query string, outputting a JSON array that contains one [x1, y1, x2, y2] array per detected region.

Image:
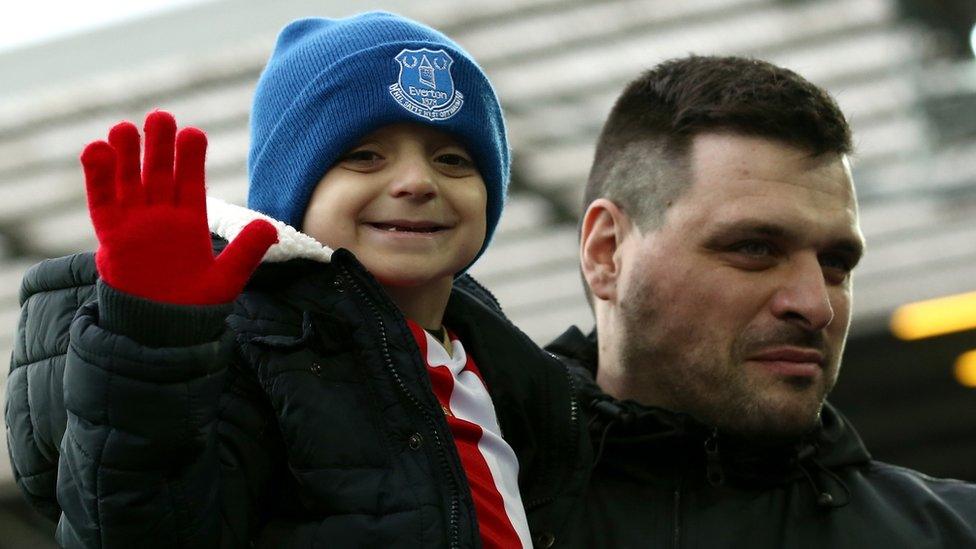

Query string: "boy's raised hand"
[[80, 111, 278, 305]]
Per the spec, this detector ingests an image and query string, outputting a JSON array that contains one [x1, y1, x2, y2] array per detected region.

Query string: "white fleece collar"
[[206, 197, 334, 263]]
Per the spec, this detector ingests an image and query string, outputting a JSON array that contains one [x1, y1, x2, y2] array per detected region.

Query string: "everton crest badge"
[[389, 48, 464, 121]]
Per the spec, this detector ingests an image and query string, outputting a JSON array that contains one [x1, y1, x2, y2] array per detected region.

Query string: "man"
[[548, 56, 976, 548]]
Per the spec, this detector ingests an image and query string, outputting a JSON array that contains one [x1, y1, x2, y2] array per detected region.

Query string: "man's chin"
[[731, 398, 825, 443], [711, 384, 826, 443]]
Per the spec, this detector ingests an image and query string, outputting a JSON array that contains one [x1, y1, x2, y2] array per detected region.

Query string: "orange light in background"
[[890, 291, 976, 340], [955, 350, 976, 388]]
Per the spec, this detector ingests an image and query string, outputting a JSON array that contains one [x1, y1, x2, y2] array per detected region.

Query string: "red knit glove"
[[80, 111, 278, 305]]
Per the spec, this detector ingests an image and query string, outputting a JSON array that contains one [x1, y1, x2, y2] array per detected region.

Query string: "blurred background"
[[1, 0, 975, 545]]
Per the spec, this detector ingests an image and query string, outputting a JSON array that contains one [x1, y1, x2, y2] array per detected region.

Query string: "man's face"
[[614, 132, 864, 440]]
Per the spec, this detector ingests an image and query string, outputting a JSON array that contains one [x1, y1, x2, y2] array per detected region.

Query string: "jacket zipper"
[[674, 429, 720, 549], [522, 354, 582, 512], [671, 429, 723, 549], [338, 267, 463, 549], [704, 429, 725, 486], [672, 473, 684, 549]]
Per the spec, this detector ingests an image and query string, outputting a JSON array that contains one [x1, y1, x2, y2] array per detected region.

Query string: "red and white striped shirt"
[[408, 321, 531, 549]]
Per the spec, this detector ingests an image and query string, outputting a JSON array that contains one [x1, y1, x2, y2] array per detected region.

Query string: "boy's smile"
[[362, 218, 454, 246], [365, 220, 450, 233], [302, 122, 487, 299]]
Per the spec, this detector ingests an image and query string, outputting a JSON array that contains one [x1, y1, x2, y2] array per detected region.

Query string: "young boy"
[[5, 12, 587, 548]]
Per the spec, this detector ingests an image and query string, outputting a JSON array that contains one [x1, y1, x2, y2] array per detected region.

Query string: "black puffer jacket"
[[547, 326, 976, 549], [4, 200, 589, 548]]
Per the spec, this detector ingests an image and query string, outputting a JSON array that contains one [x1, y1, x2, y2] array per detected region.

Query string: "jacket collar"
[[206, 197, 334, 264]]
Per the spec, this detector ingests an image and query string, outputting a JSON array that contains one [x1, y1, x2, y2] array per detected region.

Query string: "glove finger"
[[80, 140, 117, 211], [210, 219, 278, 293], [174, 127, 208, 212], [107, 121, 143, 206], [142, 110, 177, 204]]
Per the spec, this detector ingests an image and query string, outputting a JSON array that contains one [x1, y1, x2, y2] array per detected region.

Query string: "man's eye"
[[820, 255, 854, 285], [733, 241, 774, 256], [820, 254, 852, 272]]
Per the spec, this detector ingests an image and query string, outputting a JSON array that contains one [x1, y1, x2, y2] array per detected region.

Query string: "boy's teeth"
[[374, 223, 438, 233]]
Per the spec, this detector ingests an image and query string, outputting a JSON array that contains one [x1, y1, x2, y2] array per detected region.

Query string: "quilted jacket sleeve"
[[55, 280, 282, 548], [5, 253, 98, 522]]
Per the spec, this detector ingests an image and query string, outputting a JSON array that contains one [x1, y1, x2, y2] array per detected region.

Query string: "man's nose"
[[389, 157, 437, 200], [770, 255, 835, 331]]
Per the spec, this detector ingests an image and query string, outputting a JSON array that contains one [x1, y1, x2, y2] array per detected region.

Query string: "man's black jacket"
[[547, 326, 976, 549], [5, 208, 589, 548]]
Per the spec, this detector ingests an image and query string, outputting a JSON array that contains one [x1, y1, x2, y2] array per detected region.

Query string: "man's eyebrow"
[[707, 220, 865, 259], [706, 220, 793, 241]]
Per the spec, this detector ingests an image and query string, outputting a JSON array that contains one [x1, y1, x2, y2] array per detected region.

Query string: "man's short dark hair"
[[583, 55, 854, 230]]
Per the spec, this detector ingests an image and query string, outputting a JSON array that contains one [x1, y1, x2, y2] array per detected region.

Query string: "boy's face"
[[303, 123, 487, 290]]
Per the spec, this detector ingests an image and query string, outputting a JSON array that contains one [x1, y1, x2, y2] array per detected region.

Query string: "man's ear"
[[580, 198, 633, 303]]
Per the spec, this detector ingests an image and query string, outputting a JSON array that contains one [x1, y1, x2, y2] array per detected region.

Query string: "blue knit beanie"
[[248, 12, 509, 266]]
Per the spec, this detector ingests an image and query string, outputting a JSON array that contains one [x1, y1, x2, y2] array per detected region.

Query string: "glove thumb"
[[209, 219, 279, 298]]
